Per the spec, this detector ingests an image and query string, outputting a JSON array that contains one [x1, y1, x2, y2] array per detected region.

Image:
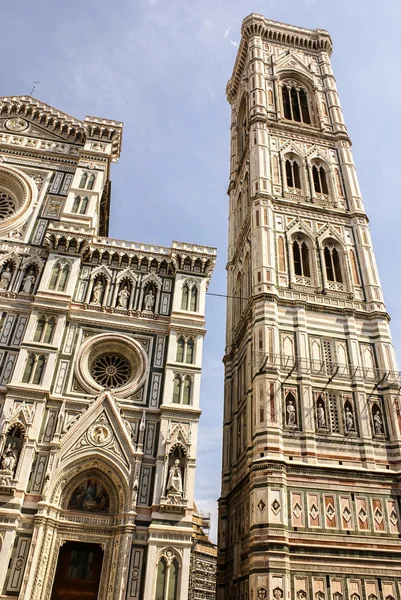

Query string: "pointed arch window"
[[49, 262, 70, 292], [72, 195, 89, 215], [181, 285, 189, 310], [324, 245, 342, 283], [237, 96, 248, 158], [79, 172, 88, 189], [282, 84, 311, 124], [156, 558, 167, 599], [312, 165, 329, 195], [182, 376, 192, 405], [34, 316, 56, 344], [155, 555, 180, 600], [22, 353, 46, 385], [79, 172, 96, 190], [190, 287, 198, 311], [173, 375, 182, 403], [285, 159, 301, 189], [292, 239, 311, 278], [176, 338, 185, 363]]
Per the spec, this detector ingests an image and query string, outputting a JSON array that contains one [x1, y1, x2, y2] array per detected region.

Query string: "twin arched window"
[[79, 172, 96, 190], [285, 159, 301, 189], [49, 262, 70, 292], [292, 239, 310, 278], [312, 165, 329, 195], [173, 375, 192, 405], [282, 84, 311, 124], [34, 316, 56, 344], [22, 353, 46, 385], [155, 556, 179, 600], [324, 245, 342, 283], [176, 337, 195, 364], [291, 237, 345, 287], [181, 284, 198, 312], [71, 195, 89, 215]]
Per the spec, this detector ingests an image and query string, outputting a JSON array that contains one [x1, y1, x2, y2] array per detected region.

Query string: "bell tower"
[[219, 14, 401, 600]]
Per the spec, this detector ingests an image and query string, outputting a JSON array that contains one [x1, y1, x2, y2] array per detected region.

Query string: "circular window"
[[75, 333, 148, 398], [91, 353, 132, 388], [0, 167, 35, 234], [0, 191, 16, 220]]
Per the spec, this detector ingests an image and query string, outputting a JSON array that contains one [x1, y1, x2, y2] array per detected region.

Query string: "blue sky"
[[3, 0, 401, 541]]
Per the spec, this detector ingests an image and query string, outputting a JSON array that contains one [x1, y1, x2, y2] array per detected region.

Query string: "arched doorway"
[[51, 541, 104, 600]]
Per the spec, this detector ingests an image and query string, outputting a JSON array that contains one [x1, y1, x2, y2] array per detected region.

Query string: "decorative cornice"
[[227, 14, 333, 102], [0, 96, 123, 162]]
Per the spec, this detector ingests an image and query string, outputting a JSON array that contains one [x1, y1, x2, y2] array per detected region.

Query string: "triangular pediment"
[[275, 51, 313, 82], [58, 391, 137, 473]]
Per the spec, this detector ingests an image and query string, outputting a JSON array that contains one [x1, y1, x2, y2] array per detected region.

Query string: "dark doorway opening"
[[51, 541, 104, 600]]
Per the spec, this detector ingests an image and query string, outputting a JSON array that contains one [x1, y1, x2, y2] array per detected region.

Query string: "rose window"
[[0, 191, 16, 220], [91, 353, 132, 388]]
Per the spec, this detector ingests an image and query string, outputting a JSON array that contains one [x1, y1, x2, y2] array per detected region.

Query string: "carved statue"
[[1, 444, 17, 472], [167, 459, 183, 495], [144, 289, 155, 312], [91, 280, 104, 305], [317, 402, 326, 428], [286, 399, 296, 426], [373, 409, 383, 434], [345, 406, 355, 432], [0, 265, 12, 290], [22, 269, 36, 294], [117, 285, 129, 309]]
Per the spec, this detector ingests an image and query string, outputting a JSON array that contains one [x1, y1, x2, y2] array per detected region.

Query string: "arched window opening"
[[167, 559, 179, 600], [186, 338, 194, 364], [71, 196, 81, 213], [183, 377, 192, 405], [282, 84, 311, 124], [324, 245, 343, 283], [181, 284, 189, 310], [34, 316, 55, 344], [285, 159, 301, 189], [49, 263, 70, 292], [183, 257, 191, 271], [155, 558, 167, 599], [173, 375, 181, 404], [80, 196, 89, 215], [176, 338, 185, 363], [312, 165, 328, 195], [79, 172, 88, 189], [190, 287, 198, 312], [292, 239, 310, 278], [87, 173, 96, 190], [22, 353, 46, 385]]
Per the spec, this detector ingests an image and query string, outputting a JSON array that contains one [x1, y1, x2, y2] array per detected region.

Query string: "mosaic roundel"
[[0, 191, 16, 221]]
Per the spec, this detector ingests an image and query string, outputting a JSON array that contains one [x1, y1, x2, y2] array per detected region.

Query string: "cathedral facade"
[[218, 14, 401, 600], [0, 96, 215, 600]]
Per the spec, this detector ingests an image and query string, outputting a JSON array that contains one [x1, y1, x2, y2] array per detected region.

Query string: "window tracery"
[[292, 237, 311, 284], [176, 337, 195, 364], [79, 172, 96, 190], [71, 195, 89, 215], [172, 374, 193, 405], [285, 158, 301, 191], [312, 164, 329, 195], [22, 353, 46, 385], [237, 96, 248, 158], [34, 315, 56, 344], [322, 241, 346, 291], [181, 281, 198, 312], [49, 261, 70, 292], [282, 81, 311, 124], [155, 551, 180, 600]]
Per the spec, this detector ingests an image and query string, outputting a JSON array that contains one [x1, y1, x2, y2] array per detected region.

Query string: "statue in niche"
[[373, 407, 383, 434], [117, 285, 130, 309], [68, 478, 109, 512], [1, 444, 17, 472], [0, 265, 12, 290], [317, 400, 326, 428], [286, 397, 296, 426], [167, 459, 183, 495], [144, 289, 155, 312], [345, 404, 355, 432], [91, 279, 104, 305], [21, 268, 36, 294]]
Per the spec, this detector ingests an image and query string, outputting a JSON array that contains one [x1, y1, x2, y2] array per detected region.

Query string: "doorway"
[[51, 541, 104, 600]]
